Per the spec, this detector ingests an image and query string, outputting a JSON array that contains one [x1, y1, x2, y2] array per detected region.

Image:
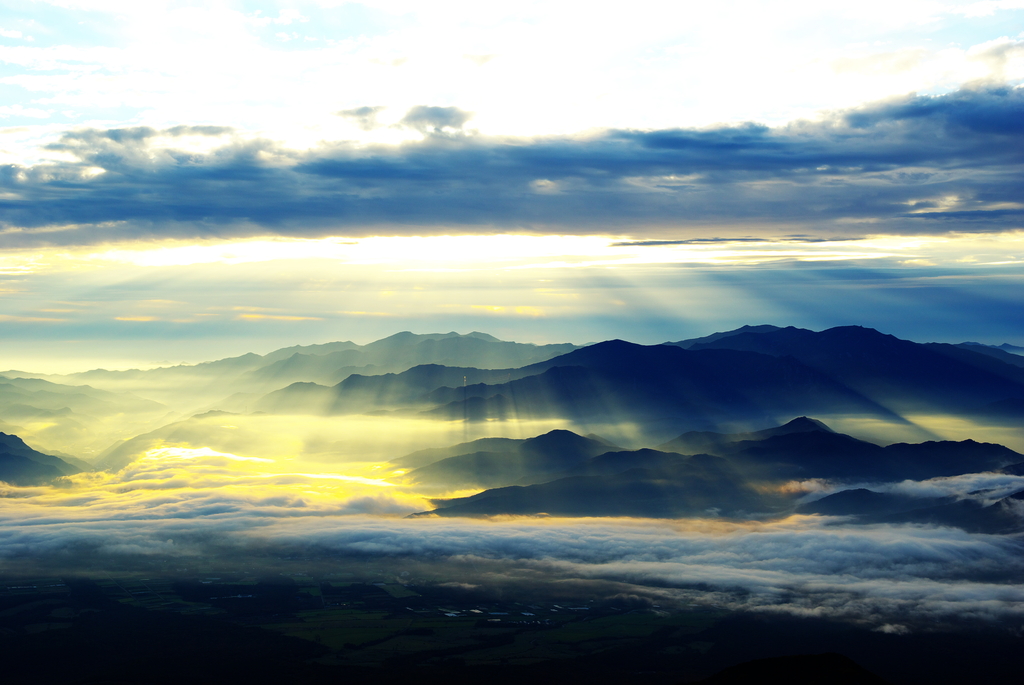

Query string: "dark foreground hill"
[[0, 432, 82, 485]]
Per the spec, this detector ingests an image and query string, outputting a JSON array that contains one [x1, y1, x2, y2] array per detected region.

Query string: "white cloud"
[[2, 1, 1024, 159]]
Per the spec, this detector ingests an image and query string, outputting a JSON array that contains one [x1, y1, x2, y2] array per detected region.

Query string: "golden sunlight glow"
[[283, 473, 397, 486], [3, 230, 1024, 275], [2, 229, 1023, 374], [143, 447, 274, 463], [236, 314, 325, 321], [1, 442, 434, 520]]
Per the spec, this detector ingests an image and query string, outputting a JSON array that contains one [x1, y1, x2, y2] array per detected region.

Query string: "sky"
[[2, 0, 1024, 370]]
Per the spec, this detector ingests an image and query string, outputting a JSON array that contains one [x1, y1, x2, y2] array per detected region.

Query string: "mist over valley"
[[3, 325, 1024, 683]]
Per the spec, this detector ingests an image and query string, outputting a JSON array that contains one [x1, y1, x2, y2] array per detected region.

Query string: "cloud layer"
[[2, 87, 1023, 246], [3, 446, 1023, 630]]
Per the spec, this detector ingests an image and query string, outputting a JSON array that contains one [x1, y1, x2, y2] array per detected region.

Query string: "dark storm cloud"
[[1, 88, 1023, 246]]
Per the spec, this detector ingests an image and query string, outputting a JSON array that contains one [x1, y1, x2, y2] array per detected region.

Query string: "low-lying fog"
[[4, 411, 1024, 635]]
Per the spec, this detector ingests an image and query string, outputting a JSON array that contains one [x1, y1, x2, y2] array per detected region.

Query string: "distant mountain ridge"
[[15, 324, 1024, 435], [959, 341, 1024, 356], [0, 375, 171, 462], [672, 325, 1024, 412], [261, 339, 898, 426], [16, 331, 580, 410], [253, 326, 1024, 430], [7, 324, 1024, 479]]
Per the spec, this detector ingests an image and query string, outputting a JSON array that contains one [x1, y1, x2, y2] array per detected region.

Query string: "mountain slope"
[[427, 451, 769, 518], [661, 418, 1021, 480], [40, 332, 580, 408], [676, 325, 1024, 412], [0, 432, 82, 485], [396, 342, 893, 425], [658, 416, 833, 454], [418, 417, 1024, 519], [250, 327, 1024, 427], [400, 429, 617, 488]]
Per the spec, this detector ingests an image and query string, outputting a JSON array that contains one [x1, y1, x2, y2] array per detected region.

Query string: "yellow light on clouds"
[[143, 447, 274, 463], [3, 231, 1023, 275]]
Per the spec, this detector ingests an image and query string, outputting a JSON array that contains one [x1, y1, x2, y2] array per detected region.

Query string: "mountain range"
[[3, 324, 1024, 484], [17, 332, 579, 408], [247, 326, 1024, 437], [416, 417, 1024, 527]]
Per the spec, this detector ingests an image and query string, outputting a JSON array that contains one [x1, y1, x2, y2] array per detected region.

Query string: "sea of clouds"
[[2, 447, 1023, 632]]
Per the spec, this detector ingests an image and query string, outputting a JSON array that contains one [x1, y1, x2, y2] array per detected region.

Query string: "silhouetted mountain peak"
[[367, 330, 502, 351], [0, 431, 33, 454], [544, 338, 647, 362], [659, 417, 838, 455], [667, 324, 783, 349], [520, 429, 609, 454], [465, 331, 501, 342], [776, 416, 835, 434]]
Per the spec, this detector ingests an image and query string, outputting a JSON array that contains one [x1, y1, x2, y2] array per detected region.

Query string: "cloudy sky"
[[2, 1, 1024, 370]]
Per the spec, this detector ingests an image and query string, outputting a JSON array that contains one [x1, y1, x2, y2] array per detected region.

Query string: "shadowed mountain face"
[[501, 341, 891, 421], [951, 343, 1024, 369], [400, 430, 619, 488], [255, 363, 518, 415], [0, 432, 82, 485], [427, 451, 770, 518], [420, 418, 1024, 523], [670, 324, 783, 350], [798, 489, 956, 517], [237, 326, 1024, 435], [658, 416, 834, 454], [717, 433, 1019, 481], [671, 325, 1024, 413], [883, 494, 1024, 535], [259, 341, 895, 426], [660, 416, 1022, 481], [249, 326, 1024, 430], [801, 488, 1024, 534], [958, 341, 1024, 365]]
